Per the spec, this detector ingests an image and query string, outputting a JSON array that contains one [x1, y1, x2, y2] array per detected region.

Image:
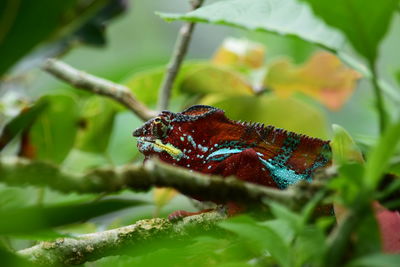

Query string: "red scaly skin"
[[133, 105, 331, 220]]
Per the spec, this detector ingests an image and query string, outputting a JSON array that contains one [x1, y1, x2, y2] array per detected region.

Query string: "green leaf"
[[354, 212, 381, 256], [106, 111, 143, 165], [202, 94, 328, 138], [0, 185, 37, 209], [331, 124, 364, 164], [0, 0, 112, 76], [75, 97, 117, 154], [180, 64, 254, 96], [158, 0, 345, 51], [300, 0, 398, 62], [294, 226, 326, 266], [0, 198, 147, 235], [124, 67, 166, 106], [0, 100, 48, 150], [348, 254, 400, 267], [262, 219, 295, 245], [123, 62, 208, 107], [30, 94, 79, 164], [219, 216, 291, 267], [365, 120, 400, 189], [268, 202, 302, 232], [329, 163, 365, 205]]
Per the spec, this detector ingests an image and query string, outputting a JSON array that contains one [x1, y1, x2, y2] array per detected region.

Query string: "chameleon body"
[[133, 105, 331, 217]]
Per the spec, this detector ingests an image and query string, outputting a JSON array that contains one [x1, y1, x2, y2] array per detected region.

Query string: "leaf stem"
[[369, 61, 387, 133]]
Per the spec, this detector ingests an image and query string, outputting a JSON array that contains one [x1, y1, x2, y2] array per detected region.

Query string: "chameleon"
[[133, 105, 332, 219]]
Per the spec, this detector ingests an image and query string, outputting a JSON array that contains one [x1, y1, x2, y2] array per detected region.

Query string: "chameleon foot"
[[168, 209, 213, 222]]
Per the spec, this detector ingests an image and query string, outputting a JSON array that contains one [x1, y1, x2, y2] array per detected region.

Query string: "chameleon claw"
[[168, 210, 191, 222], [167, 209, 214, 222]]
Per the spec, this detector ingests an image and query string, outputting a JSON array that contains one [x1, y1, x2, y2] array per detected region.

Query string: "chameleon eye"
[[154, 117, 162, 124], [151, 117, 170, 138]]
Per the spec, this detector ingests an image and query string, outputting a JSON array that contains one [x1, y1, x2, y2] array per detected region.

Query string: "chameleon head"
[[132, 105, 228, 166], [132, 111, 184, 160]]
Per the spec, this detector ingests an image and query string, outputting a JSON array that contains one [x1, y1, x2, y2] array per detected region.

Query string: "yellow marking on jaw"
[[154, 139, 183, 159]]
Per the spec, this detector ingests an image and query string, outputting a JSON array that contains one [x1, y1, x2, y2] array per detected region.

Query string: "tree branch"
[[157, 0, 205, 110], [42, 58, 158, 121], [18, 211, 226, 266], [0, 157, 310, 209]]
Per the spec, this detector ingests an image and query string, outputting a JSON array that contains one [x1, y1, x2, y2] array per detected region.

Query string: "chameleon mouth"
[[137, 137, 183, 160]]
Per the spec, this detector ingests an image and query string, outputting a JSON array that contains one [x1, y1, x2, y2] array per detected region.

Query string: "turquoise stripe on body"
[[259, 157, 311, 189]]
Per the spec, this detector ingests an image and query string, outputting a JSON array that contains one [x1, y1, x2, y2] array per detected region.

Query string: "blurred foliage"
[[300, 0, 398, 64], [0, 0, 127, 76], [264, 52, 361, 111], [1, 0, 400, 266]]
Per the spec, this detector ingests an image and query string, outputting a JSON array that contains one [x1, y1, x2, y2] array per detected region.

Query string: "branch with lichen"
[[18, 211, 226, 266], [0, 157, 332, 210], [157, 0, 205, 110], [42, 58, 158, 121]]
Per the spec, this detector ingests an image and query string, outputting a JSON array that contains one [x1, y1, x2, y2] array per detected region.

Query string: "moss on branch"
[[19, 211, 226, 266]]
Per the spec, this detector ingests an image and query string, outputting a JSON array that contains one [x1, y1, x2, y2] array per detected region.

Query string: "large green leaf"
[[202, 94, 328, 138], [0, 198, 147, 235], [29, 94, 79, 164], [158, 0, 345, 51], [0, 0, 113, 76], [300, 0, 398, 62]]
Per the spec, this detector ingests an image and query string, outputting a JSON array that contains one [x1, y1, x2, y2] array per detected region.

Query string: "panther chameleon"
[[133, 105, 332, 220]]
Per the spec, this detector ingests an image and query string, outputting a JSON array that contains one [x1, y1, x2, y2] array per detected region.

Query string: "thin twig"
[[157, 0, 205, 110], [43, 58, 158, 121], [19, 211, 226, 266]]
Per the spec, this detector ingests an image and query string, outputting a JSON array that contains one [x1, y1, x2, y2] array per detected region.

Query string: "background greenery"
[[1, 0, 400, 266]]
